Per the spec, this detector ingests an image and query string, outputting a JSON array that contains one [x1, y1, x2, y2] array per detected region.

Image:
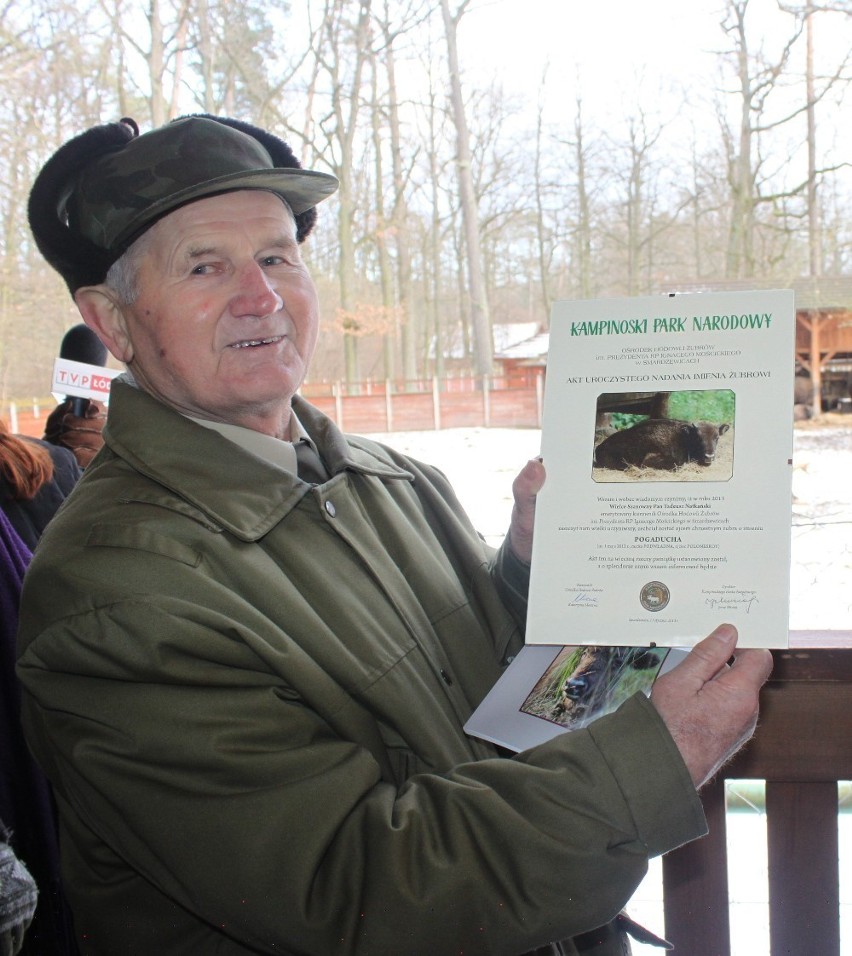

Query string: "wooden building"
[[496, 278, 852, 415], [658, 277, 852, 415]]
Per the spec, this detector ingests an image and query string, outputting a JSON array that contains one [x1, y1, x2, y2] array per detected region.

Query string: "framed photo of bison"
[[525, 289, 795, 650], [464, 644, 687, 751], [592, 389, 735, 482]]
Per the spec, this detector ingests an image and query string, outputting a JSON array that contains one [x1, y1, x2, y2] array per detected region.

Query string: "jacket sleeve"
[[19, 587, 705, 956], [488, 537, 532, 629]]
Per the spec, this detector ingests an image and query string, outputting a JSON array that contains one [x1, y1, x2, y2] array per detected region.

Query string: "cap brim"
[[116, 167, 339, 249]]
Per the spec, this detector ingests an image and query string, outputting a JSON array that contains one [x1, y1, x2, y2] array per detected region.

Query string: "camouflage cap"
[[66, 116, 338, 252], [28, 114, 338, 293]]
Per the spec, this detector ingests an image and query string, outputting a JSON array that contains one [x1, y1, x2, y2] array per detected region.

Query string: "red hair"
[[0, 419, 54, 499]]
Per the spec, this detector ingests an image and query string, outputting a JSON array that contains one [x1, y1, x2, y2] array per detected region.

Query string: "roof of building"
[[495, 330, 550, 362], [655, 276, 852, 311], [494, 277, 852, 365]]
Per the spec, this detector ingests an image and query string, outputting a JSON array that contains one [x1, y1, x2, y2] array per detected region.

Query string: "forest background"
[[1, 0, 851, 401]]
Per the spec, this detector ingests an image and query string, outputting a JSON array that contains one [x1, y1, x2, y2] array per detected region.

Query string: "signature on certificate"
[[704, 591, 759, 614], [567, 592, 600, 608]]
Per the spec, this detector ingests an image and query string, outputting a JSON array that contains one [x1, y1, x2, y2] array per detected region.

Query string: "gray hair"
[[104, 231, 152, 305]]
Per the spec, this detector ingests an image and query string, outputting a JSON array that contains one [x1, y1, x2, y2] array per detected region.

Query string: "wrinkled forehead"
[[158, 188, 295, 232], [141, 189, 298, 257]]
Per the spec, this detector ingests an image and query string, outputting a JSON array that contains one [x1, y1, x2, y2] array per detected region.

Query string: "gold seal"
[[640, 581, 670, 612]]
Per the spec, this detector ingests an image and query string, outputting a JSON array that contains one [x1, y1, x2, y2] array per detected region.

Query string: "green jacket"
[[17, 382, 705, 955]]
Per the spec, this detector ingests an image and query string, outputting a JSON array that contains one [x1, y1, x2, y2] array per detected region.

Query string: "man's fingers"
[[512, 457, 545, 501], [727, 645, 774, 686], [667, 623, 739, 686], [652, 625, 774, 788], [658, 625, 773, 696], [507, 458, 545, 564]]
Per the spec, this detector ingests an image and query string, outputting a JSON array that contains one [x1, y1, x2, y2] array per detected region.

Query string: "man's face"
[[112, 190, 319, 435]]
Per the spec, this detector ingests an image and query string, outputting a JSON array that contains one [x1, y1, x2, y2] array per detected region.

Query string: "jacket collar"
[[101, 382, 413, 540]]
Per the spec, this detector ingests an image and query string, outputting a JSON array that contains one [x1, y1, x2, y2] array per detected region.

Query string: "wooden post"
[[9, 401, 18, 433], [432, 376, 441, 430], [767, 781, 839, 956], [662, 645, 852, 956], [385, 380, 393, 433], [535, 372, 544, 428], [811, 310, 822, 417], [662, 777, 731, 956], [482, 375, 491, 428], [333, 382, 344, 431]]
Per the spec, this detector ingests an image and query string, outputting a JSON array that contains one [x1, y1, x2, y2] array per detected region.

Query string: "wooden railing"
[[4, 373, 547, 438], [662, 632, 852, 955]]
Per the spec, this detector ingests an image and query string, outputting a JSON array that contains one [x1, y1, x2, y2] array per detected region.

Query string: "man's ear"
[[74, 286, 134, 364]]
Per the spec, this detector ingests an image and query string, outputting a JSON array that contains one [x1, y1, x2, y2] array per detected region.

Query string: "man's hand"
[[506, 457, 545, 564], [651, 624, 773, 789]]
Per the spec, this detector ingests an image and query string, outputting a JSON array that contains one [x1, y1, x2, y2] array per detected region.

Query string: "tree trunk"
[[318, 0, 373, 385], [369, 49, 395, 380], [381, 11, 417, 382], [574, 96, 593, 299], [806, 0, 821, 277], [532, 78, 552, 326], [439, 0, 492, 376]]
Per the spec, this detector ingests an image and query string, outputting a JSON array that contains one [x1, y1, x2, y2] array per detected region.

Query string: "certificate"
[[525, 290, 795, 650]]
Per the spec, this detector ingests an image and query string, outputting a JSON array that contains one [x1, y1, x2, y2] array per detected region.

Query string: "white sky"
[[282, 0, 851, 171], [456, 0, 852, 161], [460, 0, 721, 94]]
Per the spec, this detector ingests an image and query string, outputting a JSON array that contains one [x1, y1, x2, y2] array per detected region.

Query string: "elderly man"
[[18, 114, 772, 956]]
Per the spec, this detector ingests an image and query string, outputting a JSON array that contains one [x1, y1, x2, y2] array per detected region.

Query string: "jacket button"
[[440, 669, 453, 686], [324, 500, 336, 517]]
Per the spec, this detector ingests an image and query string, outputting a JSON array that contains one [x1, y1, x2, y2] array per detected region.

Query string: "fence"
[[662, 633, 852, 955], [3, 372, 546, 438]]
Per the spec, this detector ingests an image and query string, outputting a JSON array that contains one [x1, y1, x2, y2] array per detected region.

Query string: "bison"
[[551, 646, 664, 722], [593, 418, 731, 471]]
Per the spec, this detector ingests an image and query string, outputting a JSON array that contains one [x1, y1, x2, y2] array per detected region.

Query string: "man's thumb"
[[678, 624, 738, 682]]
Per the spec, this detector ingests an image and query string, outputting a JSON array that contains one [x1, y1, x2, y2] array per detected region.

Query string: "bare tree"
[[375, 0, 429, 383], [368, 40, 396, 381], [0, 0, 118, 398], [106, 0, 190, 125], [531, 70, 555, 323], [553, 92, 597, 301], [717, 0, 829, 276], [1, 0, 851, 400], [805, 0, 821, 276], [185, 0, 287, 120], [788, 0, 852, 276], [439, 0, 492, 376], [420, 62, 451, 378], [302, 0, 373, 385]]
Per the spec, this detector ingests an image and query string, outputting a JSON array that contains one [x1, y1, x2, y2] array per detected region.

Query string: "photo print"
[[592, 388, 735, 482]]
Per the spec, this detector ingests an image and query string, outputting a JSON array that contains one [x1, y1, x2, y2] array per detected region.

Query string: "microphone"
[[51, 324, 117, 414], [60, 324, 107, 369]]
